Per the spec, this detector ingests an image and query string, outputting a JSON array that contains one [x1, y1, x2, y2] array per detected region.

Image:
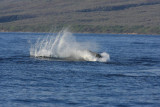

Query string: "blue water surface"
[[0, 32, 160, 107]]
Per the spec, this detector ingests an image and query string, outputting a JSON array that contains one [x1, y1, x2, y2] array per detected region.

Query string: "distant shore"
[[0, 25, 159, 35], [1, 0, 160, 35]]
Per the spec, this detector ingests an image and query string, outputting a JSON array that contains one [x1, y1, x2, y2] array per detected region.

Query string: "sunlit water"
[[0, 32, 160, 107]]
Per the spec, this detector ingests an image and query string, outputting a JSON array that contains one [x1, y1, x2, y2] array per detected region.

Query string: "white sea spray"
[[30, 30, 110, 62]]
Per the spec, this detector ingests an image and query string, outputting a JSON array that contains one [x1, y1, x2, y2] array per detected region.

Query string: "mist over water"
[[30, 30, 110, 62]]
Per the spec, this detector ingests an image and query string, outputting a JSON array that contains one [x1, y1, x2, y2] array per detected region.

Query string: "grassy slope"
[[0, 0, 160, 34]]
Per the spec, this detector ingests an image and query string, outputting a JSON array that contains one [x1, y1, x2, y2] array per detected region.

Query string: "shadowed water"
[[0, 32, 160, 107]]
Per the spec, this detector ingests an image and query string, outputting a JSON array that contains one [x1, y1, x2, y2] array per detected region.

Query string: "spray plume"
[[30, 30, 110, 62]]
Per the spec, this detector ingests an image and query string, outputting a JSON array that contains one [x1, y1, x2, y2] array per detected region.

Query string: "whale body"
[[88, 51, 102, 58], [33, 50, 103, 61]]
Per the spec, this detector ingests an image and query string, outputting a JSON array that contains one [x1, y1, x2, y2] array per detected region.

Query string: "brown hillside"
[[0, 0, 160, 34]]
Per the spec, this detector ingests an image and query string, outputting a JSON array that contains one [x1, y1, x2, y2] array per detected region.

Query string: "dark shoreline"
[[0, 25, 160, 35], [0, 31, 159, 36]]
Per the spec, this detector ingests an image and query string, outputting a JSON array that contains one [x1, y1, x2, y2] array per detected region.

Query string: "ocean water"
[[0, 32, 160, 107]]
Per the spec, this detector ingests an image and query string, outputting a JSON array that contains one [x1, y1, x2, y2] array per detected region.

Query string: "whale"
[[32, 50, 102, 61], [88, 51, 102, 58]]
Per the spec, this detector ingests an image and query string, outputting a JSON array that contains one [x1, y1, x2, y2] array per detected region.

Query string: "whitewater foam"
[[30, 30, 110, 62]]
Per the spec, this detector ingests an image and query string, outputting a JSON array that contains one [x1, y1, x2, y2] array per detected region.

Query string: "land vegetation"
[[0, 0, 160, 34]]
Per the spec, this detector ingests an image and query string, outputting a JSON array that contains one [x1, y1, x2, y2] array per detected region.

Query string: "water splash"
[[30, 30, 110, 62]]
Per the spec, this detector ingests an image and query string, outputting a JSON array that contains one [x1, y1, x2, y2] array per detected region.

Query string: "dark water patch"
[[0, 55, 43, 65], [13, 98, 65, 104], [0, 55, 28, 61], [132, 42, 145, 44], [98, 74, 160, 78], [129, 57, 160, 66], [107, 56, 160, 67], [12, 98, 80, 106], [133, 102, 155, 106], [91, 71, 160, 80], [106, 61, 128, 66], [116, 104, 130, 107], [99, 74, 129, 78]]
